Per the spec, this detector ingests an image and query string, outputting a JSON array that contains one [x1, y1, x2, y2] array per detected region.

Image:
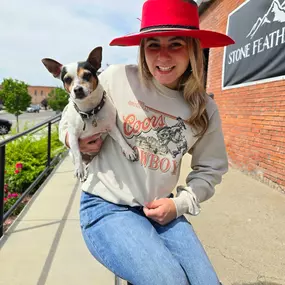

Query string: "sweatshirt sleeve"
[[171, 102, 228, 217]]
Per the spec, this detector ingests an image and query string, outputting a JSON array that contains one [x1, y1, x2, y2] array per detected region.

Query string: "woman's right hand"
[[66, 132, 104, 153]]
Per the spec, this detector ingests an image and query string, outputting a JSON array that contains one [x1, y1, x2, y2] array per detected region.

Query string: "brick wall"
[[200, 0, 285, 191], [28, 86, 55, 105]]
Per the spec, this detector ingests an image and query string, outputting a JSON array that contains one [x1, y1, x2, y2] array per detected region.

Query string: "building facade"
[[28, 86, 56, 105], [200, 0, 285, 191]]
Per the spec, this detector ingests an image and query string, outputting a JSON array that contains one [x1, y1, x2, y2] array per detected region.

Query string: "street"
[[0, 110, 57, 134]]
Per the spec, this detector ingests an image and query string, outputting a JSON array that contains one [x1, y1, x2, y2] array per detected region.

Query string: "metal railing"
[[0, 114, 64, 238]]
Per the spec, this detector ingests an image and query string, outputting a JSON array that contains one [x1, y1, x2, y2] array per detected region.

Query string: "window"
[[34, 90, 37, 95], [41, 90, 43, 96]]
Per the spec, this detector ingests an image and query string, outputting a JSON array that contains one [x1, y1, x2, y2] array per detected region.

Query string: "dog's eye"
[[64, 77, 72, 85], [83, 72, 92, 81]]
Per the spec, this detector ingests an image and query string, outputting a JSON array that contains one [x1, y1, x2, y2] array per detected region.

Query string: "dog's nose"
[[74, 86, 83, 94], [74, 86, 85, 99]]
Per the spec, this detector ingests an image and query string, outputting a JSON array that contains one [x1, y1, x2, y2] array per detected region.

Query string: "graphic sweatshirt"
[[59, 64, 228, 217]]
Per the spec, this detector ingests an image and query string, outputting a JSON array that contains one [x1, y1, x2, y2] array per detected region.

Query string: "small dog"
[[42, 47, 137, 181]]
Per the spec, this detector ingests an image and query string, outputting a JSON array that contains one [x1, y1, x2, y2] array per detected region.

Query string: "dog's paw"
[[74, 164, 87, 182], [82, 165, 89, 182], [122, 147, 138, 161]]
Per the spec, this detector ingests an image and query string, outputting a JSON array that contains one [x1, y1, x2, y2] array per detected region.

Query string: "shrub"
[[3, 190, 25, 215], [3, 126, 66, 213]]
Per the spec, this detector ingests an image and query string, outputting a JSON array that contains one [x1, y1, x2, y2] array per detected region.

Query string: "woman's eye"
[[170, 42, 183, 48], [83, 72, 92, 81], [64, 77, 72, 85], [147, 43, 160, 49]]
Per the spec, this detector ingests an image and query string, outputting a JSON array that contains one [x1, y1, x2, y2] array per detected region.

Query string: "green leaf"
[[48, 87, 69, 112]]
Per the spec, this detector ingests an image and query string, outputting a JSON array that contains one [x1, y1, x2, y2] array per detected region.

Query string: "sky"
[[0, 0, 203, 87], [0, 0, 146, 87]]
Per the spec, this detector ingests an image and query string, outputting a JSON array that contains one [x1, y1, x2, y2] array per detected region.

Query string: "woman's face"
[[144, 36, 190, 89]]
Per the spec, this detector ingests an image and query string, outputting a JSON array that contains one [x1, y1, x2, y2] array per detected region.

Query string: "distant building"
[[0, 84, 56, 105], [28, 86, 56, 105]]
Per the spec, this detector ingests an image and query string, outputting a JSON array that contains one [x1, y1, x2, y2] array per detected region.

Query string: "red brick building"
[[28, 86, 56, 105], [0, 84, 55, 105], [200, 0, 285, 191]]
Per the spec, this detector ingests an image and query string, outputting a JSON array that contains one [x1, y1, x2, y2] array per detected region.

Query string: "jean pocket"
[[80, 208, 91, 229], [79, 197, 111, 229]]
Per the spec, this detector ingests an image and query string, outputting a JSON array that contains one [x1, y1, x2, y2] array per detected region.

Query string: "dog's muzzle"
[[74, 86, 86, 99]]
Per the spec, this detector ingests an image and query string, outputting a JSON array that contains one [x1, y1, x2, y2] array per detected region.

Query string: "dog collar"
[[74, 91, 106, 120]]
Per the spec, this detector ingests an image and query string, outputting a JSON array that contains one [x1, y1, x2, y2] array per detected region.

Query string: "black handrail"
[[0, 113, 64, 238], [0, 114, 61, 147]]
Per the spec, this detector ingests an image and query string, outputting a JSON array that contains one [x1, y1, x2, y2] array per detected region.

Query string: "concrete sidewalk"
[[0, 154, 285, 285], [0, 156, 114, 285], [178, 160, 285, 285]]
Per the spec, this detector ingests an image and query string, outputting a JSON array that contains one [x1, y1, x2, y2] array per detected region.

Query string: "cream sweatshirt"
[[59, 64, 228, 217]]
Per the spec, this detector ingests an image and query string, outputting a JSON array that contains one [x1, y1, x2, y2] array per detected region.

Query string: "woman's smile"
[[156, 66, 175, 72]]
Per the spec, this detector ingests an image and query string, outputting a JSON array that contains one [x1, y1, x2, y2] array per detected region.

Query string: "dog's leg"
[[108, 127, 137, 161], [68, 127, 87, 181]]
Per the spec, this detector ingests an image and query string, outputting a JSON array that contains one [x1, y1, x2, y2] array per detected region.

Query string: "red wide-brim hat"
[[110, 0, 234, 48]]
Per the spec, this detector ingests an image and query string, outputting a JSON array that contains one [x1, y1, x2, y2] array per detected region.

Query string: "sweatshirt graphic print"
[[123, 100, 188, 176]]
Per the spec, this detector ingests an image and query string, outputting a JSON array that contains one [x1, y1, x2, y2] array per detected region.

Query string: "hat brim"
[[110, 29, 234, 48]]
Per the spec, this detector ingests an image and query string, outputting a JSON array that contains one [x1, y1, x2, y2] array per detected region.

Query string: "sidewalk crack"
[[205, 244, 285, 283]]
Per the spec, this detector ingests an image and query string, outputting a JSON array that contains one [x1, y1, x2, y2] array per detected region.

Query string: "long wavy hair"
[[138, 37, 209, 137]]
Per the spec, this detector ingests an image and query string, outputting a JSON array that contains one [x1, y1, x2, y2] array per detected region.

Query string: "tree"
[[41, 98, 48, 110], [47, 87, 69, 112], [0, 78, 31, 133]]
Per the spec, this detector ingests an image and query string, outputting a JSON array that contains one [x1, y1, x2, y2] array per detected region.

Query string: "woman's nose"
[[157, 47, 171, 60]]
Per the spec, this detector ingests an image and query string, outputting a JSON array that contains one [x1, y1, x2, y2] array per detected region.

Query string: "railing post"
[[0, 114, 61, 235], [0, 145, 6, 238], [115, 276, 123, 285], [47, 122, 51, 167]]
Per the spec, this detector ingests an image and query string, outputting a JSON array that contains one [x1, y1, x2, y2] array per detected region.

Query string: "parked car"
[[27, 105, 41, 113], [0, 118, 12, 134]]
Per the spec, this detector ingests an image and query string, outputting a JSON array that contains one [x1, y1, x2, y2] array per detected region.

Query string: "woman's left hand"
[[143, 198, 177, 225]]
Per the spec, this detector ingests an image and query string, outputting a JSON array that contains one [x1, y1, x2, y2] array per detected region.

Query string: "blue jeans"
[[80, 191, 221, 285]]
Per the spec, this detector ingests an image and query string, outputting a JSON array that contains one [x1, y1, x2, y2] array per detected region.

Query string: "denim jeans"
[[80, 191, 221, 285]]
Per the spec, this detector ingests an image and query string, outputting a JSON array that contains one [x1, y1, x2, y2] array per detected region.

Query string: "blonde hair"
[[138, 37, 209, 137]]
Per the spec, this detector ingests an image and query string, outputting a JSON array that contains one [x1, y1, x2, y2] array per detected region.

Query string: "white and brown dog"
[[42, 47, 137, 181]]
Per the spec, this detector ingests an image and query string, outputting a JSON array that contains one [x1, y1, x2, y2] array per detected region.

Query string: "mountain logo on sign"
[[247, 0, 285, 39]]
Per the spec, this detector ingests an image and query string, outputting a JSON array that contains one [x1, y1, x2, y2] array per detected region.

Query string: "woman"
[[59, 0, 234, 284]]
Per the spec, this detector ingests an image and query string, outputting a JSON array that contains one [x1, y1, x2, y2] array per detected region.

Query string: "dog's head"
[[42, 47, 102, 102]]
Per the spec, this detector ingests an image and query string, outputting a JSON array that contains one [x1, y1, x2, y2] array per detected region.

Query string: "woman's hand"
[[66, 132, 104, 153], [143, 198, 177, 225]]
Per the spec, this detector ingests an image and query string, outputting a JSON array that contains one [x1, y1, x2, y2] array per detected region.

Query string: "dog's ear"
[[87, 47, 102, 70], [42, 58, 62, 78]]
